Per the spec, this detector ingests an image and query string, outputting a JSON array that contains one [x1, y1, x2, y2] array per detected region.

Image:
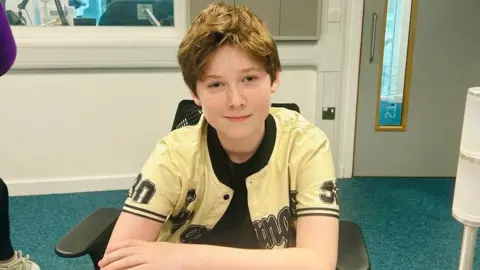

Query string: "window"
[[4, 0, 174, 27], [9, 0, 187, 69], [9, 0, 187, 44], [376, 0, 416, 130]]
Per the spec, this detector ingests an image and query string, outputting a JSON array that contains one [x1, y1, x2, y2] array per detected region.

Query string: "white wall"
[[1, 0, 360, 196]]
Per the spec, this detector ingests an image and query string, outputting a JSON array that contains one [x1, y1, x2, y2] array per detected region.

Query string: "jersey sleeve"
[[122, 141, 181, 223], [295, 133, 340, 219]]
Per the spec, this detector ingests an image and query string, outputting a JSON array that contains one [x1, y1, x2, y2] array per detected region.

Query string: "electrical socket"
[[327, 7, 341, 23]]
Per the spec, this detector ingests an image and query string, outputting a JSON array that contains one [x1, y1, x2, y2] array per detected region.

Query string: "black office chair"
[[55, 100, 370, 270]]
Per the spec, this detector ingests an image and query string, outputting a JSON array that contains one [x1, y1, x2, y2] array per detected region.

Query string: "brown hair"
[[177, 2, 282, 96]]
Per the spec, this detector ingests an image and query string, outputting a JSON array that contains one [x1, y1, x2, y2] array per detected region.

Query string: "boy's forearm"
[[183, 244, 334, 270]]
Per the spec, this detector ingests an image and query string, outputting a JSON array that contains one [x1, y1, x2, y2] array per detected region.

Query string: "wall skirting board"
[[7, 175, 135, 196]]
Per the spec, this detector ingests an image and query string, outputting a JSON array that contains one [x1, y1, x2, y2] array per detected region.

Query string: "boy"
[[99, 2, 339, 270]]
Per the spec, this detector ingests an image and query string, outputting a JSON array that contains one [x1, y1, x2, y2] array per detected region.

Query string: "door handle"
[[369, 12, 377, 63]]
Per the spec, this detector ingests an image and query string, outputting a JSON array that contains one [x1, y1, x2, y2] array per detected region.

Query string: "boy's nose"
[[228, 87, 246, 108]]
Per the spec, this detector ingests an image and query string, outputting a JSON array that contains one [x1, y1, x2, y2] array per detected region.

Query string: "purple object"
[[0, 3, 16, 77]]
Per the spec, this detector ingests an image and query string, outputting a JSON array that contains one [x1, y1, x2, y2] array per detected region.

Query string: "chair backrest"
[[171, 100, 300, 131]]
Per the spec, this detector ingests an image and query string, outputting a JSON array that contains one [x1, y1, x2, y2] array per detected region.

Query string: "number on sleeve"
[[128, 173, 156, 204], [319, 180, 338, 205]]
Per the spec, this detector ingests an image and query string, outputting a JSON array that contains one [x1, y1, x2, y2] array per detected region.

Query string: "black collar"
[[207, 114, 277, 187]]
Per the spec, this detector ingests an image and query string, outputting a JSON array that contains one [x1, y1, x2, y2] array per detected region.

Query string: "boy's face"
[[192, 44, 279, 140]]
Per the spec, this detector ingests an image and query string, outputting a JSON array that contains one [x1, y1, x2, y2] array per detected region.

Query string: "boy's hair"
[[177, 2, 282, 96]]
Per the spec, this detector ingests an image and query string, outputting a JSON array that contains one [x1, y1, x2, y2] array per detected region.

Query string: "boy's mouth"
[[225, 115, 252, 121]]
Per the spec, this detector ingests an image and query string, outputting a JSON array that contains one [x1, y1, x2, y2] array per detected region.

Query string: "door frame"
[[336, 0, 364, 178]]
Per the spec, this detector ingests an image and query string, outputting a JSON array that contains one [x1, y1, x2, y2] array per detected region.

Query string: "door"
[[353, 0, 480, 177]]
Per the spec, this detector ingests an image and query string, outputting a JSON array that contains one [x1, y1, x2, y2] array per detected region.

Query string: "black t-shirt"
[[196, 162, 259, 249], [192, 115, 277, 249]]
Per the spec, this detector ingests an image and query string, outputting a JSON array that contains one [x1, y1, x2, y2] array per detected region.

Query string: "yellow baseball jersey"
[[123, 107, 339, 249]]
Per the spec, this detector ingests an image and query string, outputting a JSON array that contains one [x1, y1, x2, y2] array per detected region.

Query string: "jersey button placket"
[[246, 179, 259, 217]]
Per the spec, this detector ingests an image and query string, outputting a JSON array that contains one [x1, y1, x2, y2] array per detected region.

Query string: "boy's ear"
[[190, 90, 201, 106], [271, 70, 280, 93]]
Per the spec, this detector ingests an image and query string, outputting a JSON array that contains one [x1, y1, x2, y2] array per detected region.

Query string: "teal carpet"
[[8, 178, 480, 269]]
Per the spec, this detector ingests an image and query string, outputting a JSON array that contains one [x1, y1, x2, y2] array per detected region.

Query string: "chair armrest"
[[55, 207, 121, 258]]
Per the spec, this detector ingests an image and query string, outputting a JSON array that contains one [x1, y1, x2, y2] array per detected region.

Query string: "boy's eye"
[[243, 76, 257, 82], [208, 82, 222, 88]]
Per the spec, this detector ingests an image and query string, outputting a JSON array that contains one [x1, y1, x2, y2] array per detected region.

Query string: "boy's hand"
[[98, 239, 184, 270]]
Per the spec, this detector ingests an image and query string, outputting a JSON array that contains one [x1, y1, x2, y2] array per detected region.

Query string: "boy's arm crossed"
[[185, 215, 337, 270]]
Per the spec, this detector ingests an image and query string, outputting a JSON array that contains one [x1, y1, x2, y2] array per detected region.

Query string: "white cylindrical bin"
[[452, 152, 480, 226], [459, 87, 480, 157]]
